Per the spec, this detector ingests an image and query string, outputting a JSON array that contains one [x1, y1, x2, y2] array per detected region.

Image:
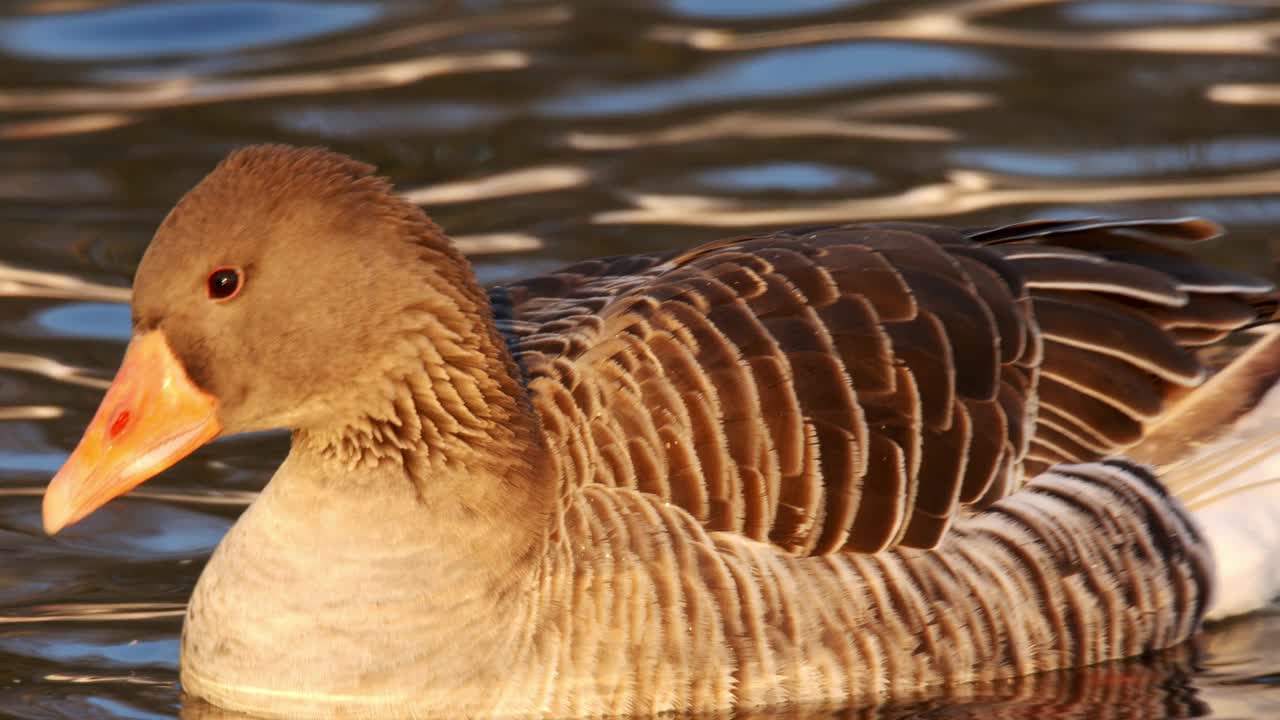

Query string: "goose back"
[[493, 218, 1271, 554]]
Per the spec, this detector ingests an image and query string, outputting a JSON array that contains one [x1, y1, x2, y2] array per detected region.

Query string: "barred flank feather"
[[499, 462, 1213, 715]]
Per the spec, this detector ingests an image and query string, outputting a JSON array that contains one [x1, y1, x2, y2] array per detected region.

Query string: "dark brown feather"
[[1013, 254, 1186, 306], [1032, 294, 1203, 384], [1039, 340, 1167, 420]]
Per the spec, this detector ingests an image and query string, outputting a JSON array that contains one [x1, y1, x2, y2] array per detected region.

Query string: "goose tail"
[[1129, 328, 1280, 621]]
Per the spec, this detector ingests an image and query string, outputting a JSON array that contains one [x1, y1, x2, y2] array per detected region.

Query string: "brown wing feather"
[[498, 218, 1272, 556]]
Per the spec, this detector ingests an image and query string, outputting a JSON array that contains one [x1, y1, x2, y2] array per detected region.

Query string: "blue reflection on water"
[[55, 501, 231, 557], [1066, 1, 1261, 25], [666, 0, 864, 20], [86, 698, 175, 720], [540, 42, 999, 118], [36, 303, 130, 342], [950, 138, 1280, 178], [1, 636, 176, 667], [0, 0, 379, 60], [0, 451, 63, 474], [697, 162, 876, 191]]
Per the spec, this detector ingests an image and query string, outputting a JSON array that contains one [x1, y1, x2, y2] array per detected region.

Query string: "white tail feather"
[[1160, 381, 1280, 621]]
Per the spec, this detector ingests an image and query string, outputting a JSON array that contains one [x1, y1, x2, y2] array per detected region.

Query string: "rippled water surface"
[[2, 1, 1280, 718]]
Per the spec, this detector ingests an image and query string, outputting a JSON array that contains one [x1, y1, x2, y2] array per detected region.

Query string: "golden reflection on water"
[[0, 262, 129, 302], [402, 165, 592, 205], [0, 112, 139, 140], [1210, 83, 1280, 106], [0, 602, 186, 625], [0, 51, 529, 112]]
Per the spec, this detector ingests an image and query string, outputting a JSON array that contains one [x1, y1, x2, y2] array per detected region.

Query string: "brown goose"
[[42, 145, 1280, 719]]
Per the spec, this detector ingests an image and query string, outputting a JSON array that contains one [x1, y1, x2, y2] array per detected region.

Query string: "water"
[[2, 0, 1280, 718]]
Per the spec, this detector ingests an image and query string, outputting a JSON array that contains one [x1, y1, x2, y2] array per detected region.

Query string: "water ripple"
[[595, 168, 1280, 227], [540, 42, 998, 118], [0, 1, 379, 61], [565, 91, 994, 149], [0, 603, 186, 624], [0, 50, 528, 112], [659, 2, 1280, 56]]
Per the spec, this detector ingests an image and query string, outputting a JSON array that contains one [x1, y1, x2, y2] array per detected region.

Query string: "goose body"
[[42, 146, 1280, 719]]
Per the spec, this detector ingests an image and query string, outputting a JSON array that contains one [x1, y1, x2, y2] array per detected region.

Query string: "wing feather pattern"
[[495, 218, 1272, 554]]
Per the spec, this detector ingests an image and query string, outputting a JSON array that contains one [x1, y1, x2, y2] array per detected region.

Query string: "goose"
[[42, 145, 1280, 719]]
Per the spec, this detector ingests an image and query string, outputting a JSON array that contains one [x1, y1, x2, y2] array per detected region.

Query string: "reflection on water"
[[1, 0, 1279, 718], [0, 1, 380, 60]]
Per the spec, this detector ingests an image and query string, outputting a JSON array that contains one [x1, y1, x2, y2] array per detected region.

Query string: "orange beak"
[[43, 330, 221, 535]]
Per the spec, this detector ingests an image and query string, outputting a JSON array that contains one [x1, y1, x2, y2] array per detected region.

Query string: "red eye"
[[207, 267, 243, 302]]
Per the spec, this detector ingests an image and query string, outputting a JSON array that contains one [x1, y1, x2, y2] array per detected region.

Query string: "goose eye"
[[206, 267, 243, 302]]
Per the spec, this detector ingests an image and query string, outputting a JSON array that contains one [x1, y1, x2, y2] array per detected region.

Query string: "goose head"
[[43, 145, 522, 533]]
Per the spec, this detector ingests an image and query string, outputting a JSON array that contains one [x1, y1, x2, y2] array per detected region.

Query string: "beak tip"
[[41, 502, 65, 535], [42, 474, 74, 535]]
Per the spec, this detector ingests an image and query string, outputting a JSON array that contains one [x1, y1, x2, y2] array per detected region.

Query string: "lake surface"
[[2, 0, 1280, 718]]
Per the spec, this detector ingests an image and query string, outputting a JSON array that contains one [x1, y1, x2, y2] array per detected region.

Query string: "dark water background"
[[1, 1, 1280, 718]]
